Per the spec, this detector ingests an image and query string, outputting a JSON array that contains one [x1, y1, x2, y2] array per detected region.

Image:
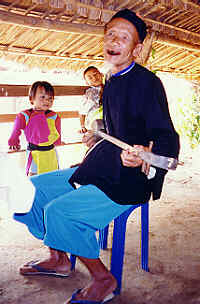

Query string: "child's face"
[[84, 69, 103, 87], [104, 17, 142, 73], [31, 86, 54, 111]]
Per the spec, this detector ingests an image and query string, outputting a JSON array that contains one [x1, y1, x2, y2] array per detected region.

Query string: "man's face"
[[84, 68, 103, 87], [104, 17, 142, 73]]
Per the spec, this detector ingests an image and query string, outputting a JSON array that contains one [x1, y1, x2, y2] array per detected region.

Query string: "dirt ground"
[[1, 144, 200, 304]]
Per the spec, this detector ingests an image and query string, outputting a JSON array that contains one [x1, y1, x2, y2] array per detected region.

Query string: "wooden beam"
[[0, 114, 16, 123], [58, 111, 79, 119], [24, 4, 38, 16], [1, 3, 200, 44], [143, 4, 164, 17], [156, 33, 200, 52], [146, 17, 200, 42], [0, 44, 104, 62], [140, 31, 156, 65], [31, 32, 54, 52], [7, 0, 21, 12], [1, 34, 199, 64], [142, 0, 200, 15], [117, 0, 200, 16], [0, 85, 88, 97], [7, 141, 83, 154], [0, 111, 79, 123], [0, 9, 104, 36], [157, 69, 200, 77]]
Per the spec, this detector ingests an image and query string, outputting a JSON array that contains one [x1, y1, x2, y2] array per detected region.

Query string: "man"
[[14, 9, 179, 304]]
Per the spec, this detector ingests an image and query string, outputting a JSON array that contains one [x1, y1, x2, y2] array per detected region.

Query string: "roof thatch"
[[0, 0, 200, 82]]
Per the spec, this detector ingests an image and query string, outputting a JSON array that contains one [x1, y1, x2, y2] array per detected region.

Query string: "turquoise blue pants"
[[14, 167, 133, 259]]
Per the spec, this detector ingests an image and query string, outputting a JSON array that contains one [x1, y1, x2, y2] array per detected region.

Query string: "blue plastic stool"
[[70, 202, 149, 295]]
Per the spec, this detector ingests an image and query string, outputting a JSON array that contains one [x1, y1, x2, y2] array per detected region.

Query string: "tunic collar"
[[112, 61, 135, 77]]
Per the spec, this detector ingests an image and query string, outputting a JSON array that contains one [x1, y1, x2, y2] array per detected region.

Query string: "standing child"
[[8, 81, 61, 175], [79, 66, 104, 133]]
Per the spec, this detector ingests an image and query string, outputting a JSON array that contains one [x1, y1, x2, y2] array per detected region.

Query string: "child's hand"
[[78, 127, 87, 134], [9, 145, 21, 151], [82, 131, 99, 148]]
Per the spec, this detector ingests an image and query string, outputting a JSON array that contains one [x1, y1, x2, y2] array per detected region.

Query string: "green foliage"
[[151, 47, 156, 59], [151, 69, 158, 75], [174, 90, 200, 149], [148, 45, 200, 148]]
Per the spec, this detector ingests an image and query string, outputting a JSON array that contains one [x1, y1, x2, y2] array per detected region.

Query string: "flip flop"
[[65, 288, 115, 304], [20, 260, 71, 278]]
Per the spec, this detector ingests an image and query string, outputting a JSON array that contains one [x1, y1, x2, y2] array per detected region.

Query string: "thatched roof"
[[0, 0, 200, 82]]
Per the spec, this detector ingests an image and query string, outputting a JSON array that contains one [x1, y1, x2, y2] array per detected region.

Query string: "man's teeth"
[[108, 50, 120, 55]]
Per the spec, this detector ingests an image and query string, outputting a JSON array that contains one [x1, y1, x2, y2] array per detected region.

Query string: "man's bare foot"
[[20, 248, 71, 276], [65, 273, 117, 303]]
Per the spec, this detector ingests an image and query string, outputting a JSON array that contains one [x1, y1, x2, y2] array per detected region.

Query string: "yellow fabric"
[[102, 74, 106, 85], [79, 106, 103, 155], [39, 118, 60, 146], [31, 149, 58, 174], [31, 118, 59, 174], [87, 105, 103, 129]]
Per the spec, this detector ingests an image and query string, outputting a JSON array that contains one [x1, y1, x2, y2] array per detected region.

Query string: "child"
[[8, 81, 61, 175], [78, 66, 104, 133]]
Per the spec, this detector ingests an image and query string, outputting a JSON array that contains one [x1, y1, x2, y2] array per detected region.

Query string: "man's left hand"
[[120, 145, 145, 167]]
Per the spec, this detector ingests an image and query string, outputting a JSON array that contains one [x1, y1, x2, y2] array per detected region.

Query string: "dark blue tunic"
[[69, 63, 180, 204]]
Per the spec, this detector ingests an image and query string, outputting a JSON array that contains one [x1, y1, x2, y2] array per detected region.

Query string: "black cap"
[[110, 9, 147, 42]]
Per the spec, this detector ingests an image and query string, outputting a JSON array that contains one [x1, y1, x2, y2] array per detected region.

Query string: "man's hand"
[[120, 145, 146, 168], [82, 131, 101, 149]]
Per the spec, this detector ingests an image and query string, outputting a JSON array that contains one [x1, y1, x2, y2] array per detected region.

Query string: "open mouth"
[[107, 49, 121, 56]]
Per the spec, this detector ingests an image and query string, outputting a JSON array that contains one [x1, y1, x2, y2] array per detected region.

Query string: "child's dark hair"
[[29, 81, 54, 103], [83, 66, 100, 79]]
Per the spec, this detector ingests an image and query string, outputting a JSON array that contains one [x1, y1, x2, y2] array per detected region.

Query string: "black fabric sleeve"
[[144, 76, 180, 159]]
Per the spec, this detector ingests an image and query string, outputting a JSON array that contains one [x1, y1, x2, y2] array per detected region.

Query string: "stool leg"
[[110, 206, 136, 295], [141, 202, 149, 272], [99, 225, 109, 250]]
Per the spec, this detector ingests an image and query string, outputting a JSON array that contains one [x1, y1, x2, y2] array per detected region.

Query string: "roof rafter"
[[0, 0, 200, 82], [1, 5, 200, 44], [0, 9, 103, 36], [0, 44, 104, 62], [157, 33, 200, 52]]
